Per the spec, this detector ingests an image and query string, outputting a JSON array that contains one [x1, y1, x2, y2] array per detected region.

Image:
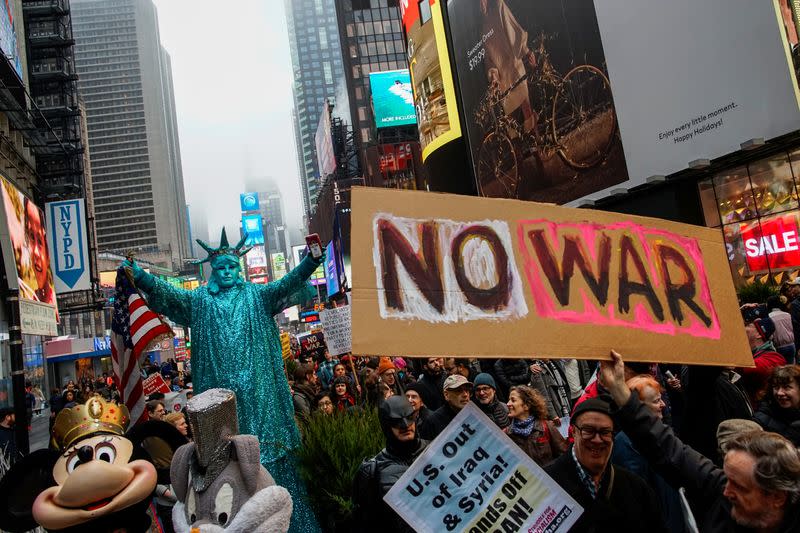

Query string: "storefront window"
[[701, 150, 800, 287], [698, 178, 721, 227], [748, 154, 798, 217], [713, 167, 756, 224], [723, 224, 748, 286]]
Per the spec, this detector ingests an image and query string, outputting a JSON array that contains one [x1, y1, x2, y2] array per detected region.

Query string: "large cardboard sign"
[[351, 188, 752, 366], [320, 306, 352, 357], [385, 403, 583, 533]]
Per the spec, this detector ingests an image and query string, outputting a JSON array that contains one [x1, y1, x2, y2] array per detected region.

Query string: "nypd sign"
[[46, 199, 91, 293]]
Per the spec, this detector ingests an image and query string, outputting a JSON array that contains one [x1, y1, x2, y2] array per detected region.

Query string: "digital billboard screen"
[[369, 69, 417, 129], [324, 241, 340, 296], [246, 244, 268, 278], [240, 192, 260, 213], [315, 104, 337, 178], [271, 252, 287, 280], [241, 214, 265, 245], [292, 244, 326, 286], [0, 2, 22, 80]]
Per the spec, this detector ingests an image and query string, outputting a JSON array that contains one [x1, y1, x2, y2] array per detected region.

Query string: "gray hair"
[[725, 431, 800, 504]]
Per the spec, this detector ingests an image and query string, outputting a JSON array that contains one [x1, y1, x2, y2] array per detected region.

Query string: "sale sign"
[[741, 214, 800, 273]]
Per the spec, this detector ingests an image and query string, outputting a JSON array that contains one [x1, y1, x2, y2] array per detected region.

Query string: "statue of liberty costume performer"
[[123, 229, 322, 532]]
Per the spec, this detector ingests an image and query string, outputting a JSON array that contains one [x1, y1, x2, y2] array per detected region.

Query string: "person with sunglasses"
[[352, 396, 428, 532], [544, 396, 666, 532]]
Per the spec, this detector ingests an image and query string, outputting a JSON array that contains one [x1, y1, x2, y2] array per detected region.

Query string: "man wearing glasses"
[[544, 396, 666, 532]]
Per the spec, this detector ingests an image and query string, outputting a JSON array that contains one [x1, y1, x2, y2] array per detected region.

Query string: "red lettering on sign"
[[517, 220, 719, 338]]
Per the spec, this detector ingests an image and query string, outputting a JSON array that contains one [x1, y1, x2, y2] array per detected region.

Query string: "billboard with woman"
[[0, 175, 58, 335]]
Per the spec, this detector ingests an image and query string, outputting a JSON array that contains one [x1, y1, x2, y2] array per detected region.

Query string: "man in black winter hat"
[[545, 395, 666, 533], [352, 396, 429, 532]]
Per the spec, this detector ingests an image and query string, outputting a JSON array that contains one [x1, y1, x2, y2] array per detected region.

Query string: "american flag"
[[111, 267, 173, 425]]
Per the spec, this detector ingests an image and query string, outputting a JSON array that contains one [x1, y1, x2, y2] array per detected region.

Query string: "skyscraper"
[[284, 0, 346, 215], [243, 177, 288, 261], [334, 0, 407, 148], [71, 0, 189, 270]]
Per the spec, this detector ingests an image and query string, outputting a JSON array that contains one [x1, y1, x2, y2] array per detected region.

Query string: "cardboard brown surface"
[[351, 187, 752, 366]]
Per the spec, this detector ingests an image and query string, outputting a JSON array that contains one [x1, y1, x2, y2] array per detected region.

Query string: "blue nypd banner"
[[46, 198, 91, 292]]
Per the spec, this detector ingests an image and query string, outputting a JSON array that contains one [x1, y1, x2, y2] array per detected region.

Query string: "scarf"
[[509, 416, 536, 437]]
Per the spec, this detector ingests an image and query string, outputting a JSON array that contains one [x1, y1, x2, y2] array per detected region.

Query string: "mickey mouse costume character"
[[0, 396, 158, 533]]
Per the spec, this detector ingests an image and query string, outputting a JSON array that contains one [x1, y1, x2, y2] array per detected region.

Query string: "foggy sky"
[[151, 0, 305, 245]]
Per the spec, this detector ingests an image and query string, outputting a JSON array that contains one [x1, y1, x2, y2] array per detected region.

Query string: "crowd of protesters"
[[3, 288, 800, 533], [327, 284, 800, 532]]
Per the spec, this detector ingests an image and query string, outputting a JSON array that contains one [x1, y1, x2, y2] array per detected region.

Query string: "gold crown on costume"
[[52, 397, 130, 452]]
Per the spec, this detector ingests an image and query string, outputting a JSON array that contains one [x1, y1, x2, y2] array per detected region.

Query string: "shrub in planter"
[[737, 280, 778, 304], [295, 407, 384, 532]]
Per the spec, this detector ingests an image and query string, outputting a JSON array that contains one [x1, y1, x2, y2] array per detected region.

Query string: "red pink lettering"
[[516, 220, 720, 339]]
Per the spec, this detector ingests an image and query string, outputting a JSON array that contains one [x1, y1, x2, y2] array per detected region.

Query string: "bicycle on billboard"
[[474, 33, 617, 198]]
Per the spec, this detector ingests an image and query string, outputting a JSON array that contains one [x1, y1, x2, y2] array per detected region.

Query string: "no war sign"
[[351, 188, 751, 366], [385, 403, 582, 533]]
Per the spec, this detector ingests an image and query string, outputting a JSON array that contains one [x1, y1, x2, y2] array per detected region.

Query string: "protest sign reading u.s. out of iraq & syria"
[[350, 187, 752, 366], [384, 403, 582, 533]]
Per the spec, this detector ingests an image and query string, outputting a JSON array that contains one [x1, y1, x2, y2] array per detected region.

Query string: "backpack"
[[352, 455, 381, 530]]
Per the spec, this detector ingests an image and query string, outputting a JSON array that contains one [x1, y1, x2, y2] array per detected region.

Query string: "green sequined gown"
[[141, 255, 321, 533]]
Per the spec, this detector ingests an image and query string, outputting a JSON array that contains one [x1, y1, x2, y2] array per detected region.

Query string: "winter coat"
[[544, 445, 666, 533], [754, 400, 800, 446], [506, 419, 566, 466], [292, 383, 316, 419], [616, 394, 800, 533], [562, 359, 594, 399], [418, 403, 459, 441], [414, 371, 445, 411], [769, 309, 795, 348], [0, 425, 18, 466], [680, 367, 753, 463], [352, 438, 429, 533], [493, 359, 530, 398], [530, 361, 571, 419], [335, 393, 356, 412], [416, 406, 433, 427], [476, 398, 510, 429], [789, 298, 800, 350], [612, 432, 688, 533]]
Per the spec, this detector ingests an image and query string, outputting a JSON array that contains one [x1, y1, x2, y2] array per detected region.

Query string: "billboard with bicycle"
[[446, 0, 628, 203]]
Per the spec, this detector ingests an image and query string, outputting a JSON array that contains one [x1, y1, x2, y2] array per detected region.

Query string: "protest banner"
[[351, 187, 752, 366], [298, 331, 325, 356], [320, 306, 352, 356], [143, 373, 170, 396], [385, 403, 582, 533]]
